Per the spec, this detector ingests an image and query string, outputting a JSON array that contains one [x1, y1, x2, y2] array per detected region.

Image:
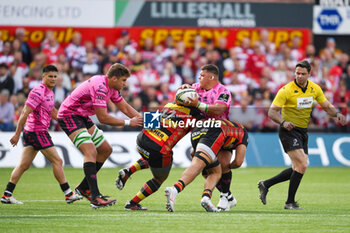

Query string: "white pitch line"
[[18, 200, 64, 202], [2, 213, 350, 217]]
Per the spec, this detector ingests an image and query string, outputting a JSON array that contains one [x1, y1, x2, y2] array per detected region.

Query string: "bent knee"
[[18, 163, 31, 171], [52, 157, 63, 167]]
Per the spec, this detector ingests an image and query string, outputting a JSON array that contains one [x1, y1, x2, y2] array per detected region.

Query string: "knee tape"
[[73, 129, 93, 148], [91, 127, 105, 148], [194, 151, 210, 166]]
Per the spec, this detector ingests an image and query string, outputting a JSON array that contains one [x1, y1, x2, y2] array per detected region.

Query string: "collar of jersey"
[[200, 82, 220, 91], [294, 79, 308, 93]]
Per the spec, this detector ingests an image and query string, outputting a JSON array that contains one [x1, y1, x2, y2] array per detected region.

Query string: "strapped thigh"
[[91, 126, 105, 148], [73, 129, 93, 148]]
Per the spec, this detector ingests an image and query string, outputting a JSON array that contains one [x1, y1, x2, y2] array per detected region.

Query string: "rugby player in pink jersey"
[[57, 63, 142, 209], [2, 65, 82, 205], [116, 64, 244, 211], [181, 64, 244, 211]]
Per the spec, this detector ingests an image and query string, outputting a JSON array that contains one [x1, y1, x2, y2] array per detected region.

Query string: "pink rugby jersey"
[[25, 83, 54, 131], [58, 75, 123, 118], [192, 82, 231, 120]]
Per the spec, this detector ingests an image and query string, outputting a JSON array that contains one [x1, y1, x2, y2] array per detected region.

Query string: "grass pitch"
[[0, 167, 349, 233]]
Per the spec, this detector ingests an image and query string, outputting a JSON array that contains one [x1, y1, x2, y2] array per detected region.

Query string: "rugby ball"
[[175, 88, 198, 105]]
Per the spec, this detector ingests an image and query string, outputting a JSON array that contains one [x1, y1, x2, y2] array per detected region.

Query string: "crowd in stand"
[[0, 28, 349, 132]]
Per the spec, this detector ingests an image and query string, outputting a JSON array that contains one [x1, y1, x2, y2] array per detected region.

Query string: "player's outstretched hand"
[[178, 84, 193, 90], [336, 113, 347, 126], [10, 133, 20, 147], [130, 116, 143, 127]]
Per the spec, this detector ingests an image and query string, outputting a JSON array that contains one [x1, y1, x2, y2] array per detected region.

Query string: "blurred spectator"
[[114, 38, 128, 64], [148, 101, 160, 112], [29, 52, 46, 70], [321, 48, 338, 69], [174, 54, 193, 84], [82, 52, 99, 75], [56, 61, 72, 91], [65, 31, 86, 70], [94, 35, 107, 57], [194, 56, 208, 83], [157, 82, 175, 104], [271, 60, 288, 87], [162, 35, 175, 59], [337, 53, 350, 77], [41, 33, 64, 65], [139, 86, 159, 111], [223, 47, 238, 72], [28, 66, 42, 89], [333, 79, 350, 112], [101, 48, 123, 73], [121, 30, 137, 56], [344, 65, 350, 90], [0, 31, 3, 53], [260, 99, 277, 132], [130, 96, 142, 112], [0, 89, 15, 131], [320, 37, 342, 60], [303, 44, 319, 64], [190, 34, 206, 61], [260, 29, 276, 56], [234, 37, 253, 69], [225, 71, 248, 103], [175, 40, 186, 56], [0, 41, 14, 66], [12, 38, 22, 54], [229, 97, 256, 131], [41, 30, 55, 49], [137, 59, 159, 89], [160, 61, 182, 92], [53, 76, 69, 104], [0, 63, 14, 95], [15, 28, 32, 65], [207, 50, 224, 82], [215, 36, 229, 60], [245, 41, 268, 83], [152, 44, 167, 74], [16, 77, 31, 98], [141, 37, 155, 61], [11, 51, 29, 93], [290, 35, 304, 61]]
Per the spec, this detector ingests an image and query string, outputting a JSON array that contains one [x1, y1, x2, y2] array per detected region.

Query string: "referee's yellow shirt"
[[272, 80, 327, 128]]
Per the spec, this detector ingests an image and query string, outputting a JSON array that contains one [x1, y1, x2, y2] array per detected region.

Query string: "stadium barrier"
[[0, 132, 349, 168]]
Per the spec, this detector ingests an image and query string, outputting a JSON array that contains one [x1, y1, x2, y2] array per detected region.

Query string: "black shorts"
[[136, 133, 173, 168], [58, 115, 94, 136], [22, 130, 54, 150], [279, 126, 308, 154], [191, 127, 224, 158]]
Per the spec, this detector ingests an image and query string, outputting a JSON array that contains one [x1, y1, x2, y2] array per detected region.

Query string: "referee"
[[258, 60, 347, 210]]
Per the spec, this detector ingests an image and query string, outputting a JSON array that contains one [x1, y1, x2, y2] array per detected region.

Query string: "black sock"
[[264, 168, 293, 189], [79, 162, 104, 190], [286, 170, 304, 203], [4, 182, 16, 196], [286, 170, 303, 204], [216, 171, 232, 193], [174, 180, 185, 193], [83, 162, 100, 200], [202, 189, 212, 199]]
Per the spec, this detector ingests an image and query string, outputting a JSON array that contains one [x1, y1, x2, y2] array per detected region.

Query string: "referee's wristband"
[[197, 102, 209, 113], [124, 119, 131, 126], [280, 120, 285, 127]]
